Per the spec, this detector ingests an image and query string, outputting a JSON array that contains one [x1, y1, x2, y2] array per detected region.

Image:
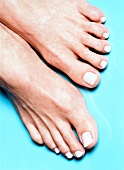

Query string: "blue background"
[[0, 0, 124, 169]]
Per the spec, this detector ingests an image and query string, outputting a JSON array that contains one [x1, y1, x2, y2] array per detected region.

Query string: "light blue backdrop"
[[0, 0, 124, 169]]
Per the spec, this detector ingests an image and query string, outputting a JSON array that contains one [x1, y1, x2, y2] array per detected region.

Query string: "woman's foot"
[[0, 23, 98, 159], [1, 0, 111, 88]]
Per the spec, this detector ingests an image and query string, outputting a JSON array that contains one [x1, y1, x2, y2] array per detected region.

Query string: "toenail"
[[103, 32, 109, 39], [65, 152, 73, 159], [100, 60, 108, 69], [104, 46, 111, 53], [54, 148, 60, 154], [74, 151, 84, 158], [83, 72, 97, 86], [100, 17, 106, 23], [82, 131, 93, 148]]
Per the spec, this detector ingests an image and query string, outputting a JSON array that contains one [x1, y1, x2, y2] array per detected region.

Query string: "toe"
[[49, 126, 74, 159], [81, 33, 111, 53], [30, 113, 58, 151], [56, 120, 85, 158], [26, 124, 43, 144], [79, 116, 98, 149], [78, 1, 106, 23], [16, 104, 43, 144], [84, 22, 110, 39], [38, 117, 74, 159], [59, 54, 100, 88], [46, 49, 100, 88], [73, 44, 108, 69], [68, 104, 98, 149], [31, 112, 76, 159]]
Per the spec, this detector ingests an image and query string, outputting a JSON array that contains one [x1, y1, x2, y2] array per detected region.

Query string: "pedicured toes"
[[81, 131, 93, 148], [104, 45, 111, 53], [83, 72, 97, 86], [74, 150, 85, 158], [65, 152, 73, 159], [103, 32, 110, 39], [81, 33, 111, 53], [79, 1, 106, 23], [65, 92, 98, 150], [100, 17, 106, 23], [85, 22, 110, 39], [61, 57, 101, 88], [100, 60, 108, 69], [54, 148, 60, 154]]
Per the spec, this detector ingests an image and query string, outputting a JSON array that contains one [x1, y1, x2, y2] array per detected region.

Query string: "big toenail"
[[103, 32, 109, 39], [82, 131, 93, 148], [100, 17, 106, 23], [65, 152, 73, 159], [104, 46, 111, 53], [54, 148, 60, 154], [74, 151, 84, 158], [83, 72, 97, 86], [100, 60, 107, 69]]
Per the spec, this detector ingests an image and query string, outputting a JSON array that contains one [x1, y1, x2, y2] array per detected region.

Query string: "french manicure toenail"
[[74, 151, 84, 158], [103, 32, 109, 39], [100, 60, 107, 69], [83, 72, 97, 86], [100, 17, 106, 23], [82, 131, 93, 148], [54, 148, 60, 154], [65, 152, 73, 159], [104, 46, 111, 53]]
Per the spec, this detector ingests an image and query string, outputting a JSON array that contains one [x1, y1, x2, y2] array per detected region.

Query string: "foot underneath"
[[0, 23, 98, 159]]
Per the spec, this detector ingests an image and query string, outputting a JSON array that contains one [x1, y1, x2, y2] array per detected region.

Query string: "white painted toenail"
[[74, 151, 84, 158], [100, 17, 106, 23], [104, 46, 111, 53], [65, 152, 73, 159], [103, 32, 109, 39], [83, 72, 97, 86], [82, 131, 93, 148], [54, 148, 60, 154], [100, 60, 108, 69]]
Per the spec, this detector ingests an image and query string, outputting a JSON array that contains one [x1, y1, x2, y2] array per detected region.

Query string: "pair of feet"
[[0, 0, 110, 159]]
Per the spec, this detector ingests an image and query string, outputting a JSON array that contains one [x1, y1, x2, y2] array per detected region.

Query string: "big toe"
[[58, 52, 101, 88], [75, 112, 98, 149], [68, 98, 98, 149]]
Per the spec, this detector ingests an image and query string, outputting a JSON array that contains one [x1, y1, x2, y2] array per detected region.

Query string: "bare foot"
[[0, 23, 98, 159], [0, 0, 110, 88]]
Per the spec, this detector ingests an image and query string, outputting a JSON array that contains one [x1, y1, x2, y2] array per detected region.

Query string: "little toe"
[[15, 104, 43, 144], [78, 1, 106, 23], [29, 112, 58, 152]]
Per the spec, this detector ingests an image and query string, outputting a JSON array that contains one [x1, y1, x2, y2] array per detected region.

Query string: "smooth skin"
[[0, 0, 110, 88], [0, 0, 110, 159], [0, 23, 98, 159]]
